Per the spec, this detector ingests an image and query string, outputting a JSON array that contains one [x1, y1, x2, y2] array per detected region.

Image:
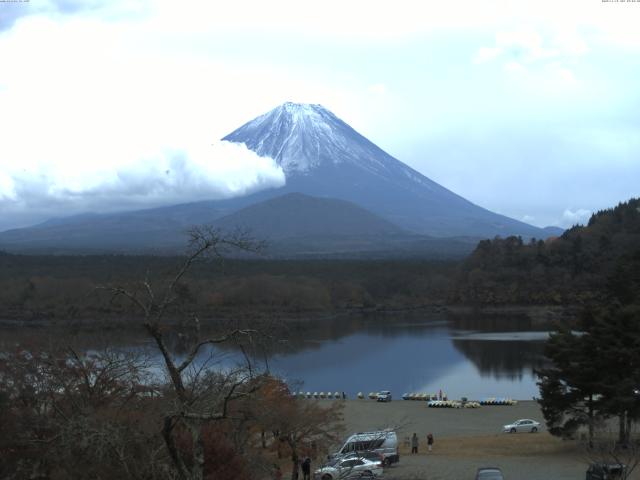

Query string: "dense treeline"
[[451, 198, 640, 306], [2, 198, 638, 323], [0, 254, 456, 322], [535, 202, 640, 450]]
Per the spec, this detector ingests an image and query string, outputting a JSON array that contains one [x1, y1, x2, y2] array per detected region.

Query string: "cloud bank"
[[0, 13, 286, 230], [0, 141, 284, 230]]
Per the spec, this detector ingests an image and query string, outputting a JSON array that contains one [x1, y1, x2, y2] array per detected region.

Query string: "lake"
[[163, 313, 550, 400], [1, 312, 550, 400]]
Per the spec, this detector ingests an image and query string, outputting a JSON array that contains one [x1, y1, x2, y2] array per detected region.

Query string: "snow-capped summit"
[[224, 102, 337, 173], [223, 102, 550, 238], [224, 102, 426, 181]]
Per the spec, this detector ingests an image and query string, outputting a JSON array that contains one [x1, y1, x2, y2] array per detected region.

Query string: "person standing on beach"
[[301, 457, 311, 480], [427, 433, 434, 452], [411, 433, 419, 454]]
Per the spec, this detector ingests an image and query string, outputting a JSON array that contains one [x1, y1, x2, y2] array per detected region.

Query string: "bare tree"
[[249, 378, 344, 480], [0, 346, 168, 480], [99, 226, 266, 480]]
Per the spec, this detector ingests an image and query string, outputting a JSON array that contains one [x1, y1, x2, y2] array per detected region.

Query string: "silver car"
[[503, 418, 540, 433], [376, 391, 392, 402], [314, 457, 383, 479]]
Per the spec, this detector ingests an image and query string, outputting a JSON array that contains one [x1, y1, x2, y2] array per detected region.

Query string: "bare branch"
[[95, 286, 151, 318], [142, 269, 155, 304], [176, 329, 257, 373]]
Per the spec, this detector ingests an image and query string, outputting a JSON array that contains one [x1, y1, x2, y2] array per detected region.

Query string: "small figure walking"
[[411, 432, 419, 454], [274, 464, 283, 480], [427, 433, 434, 452], [302, 457, 311, 480]]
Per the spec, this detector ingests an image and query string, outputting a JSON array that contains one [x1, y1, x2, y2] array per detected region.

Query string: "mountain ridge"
[[212, 192, 405, 239], [0, 192, 478, 258], [223, 102, 552, 238]]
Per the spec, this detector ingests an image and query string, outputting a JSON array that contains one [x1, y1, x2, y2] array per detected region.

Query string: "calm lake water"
[[2, 312, 550, 400], [166, 313, 550, 400]]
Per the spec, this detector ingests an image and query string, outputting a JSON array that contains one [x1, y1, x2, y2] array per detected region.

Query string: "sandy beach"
[[341, 399, 545, 438], [318, 399, 628, 480]]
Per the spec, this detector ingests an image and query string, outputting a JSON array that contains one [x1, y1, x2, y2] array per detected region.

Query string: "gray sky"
[[0, 0, 638, 230]]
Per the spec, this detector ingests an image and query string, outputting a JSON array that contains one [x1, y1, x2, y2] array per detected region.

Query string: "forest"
[[1, 198, 638, 326], [531, 200, 640, 457], [451, 198, 640, 307], [0, 254, 456, 324]]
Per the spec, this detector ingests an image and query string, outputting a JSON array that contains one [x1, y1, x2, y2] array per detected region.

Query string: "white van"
[[332, 430, 399, 466]]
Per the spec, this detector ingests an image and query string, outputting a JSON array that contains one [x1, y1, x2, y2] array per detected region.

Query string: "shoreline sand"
[[315, 399, 614, 480]]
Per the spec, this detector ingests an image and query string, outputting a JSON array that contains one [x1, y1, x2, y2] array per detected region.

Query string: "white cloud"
[[476, 26, 586, 70], [560, 208, 592, 227], [495, 29, 554, 61], [504, 61, 527, 75], [0, 171, 17, 202], [554, 65, 577, 85], [0, 141, 284, 225], [10, 0, 638, 47], [0, 13, 303, 229], [473, 30, 583, 97], [368, 83, 387, 95], [143, 0, 503, 40], [474, 47, 502, 64]]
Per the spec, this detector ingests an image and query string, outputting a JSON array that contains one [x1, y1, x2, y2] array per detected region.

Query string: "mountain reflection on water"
[[195, 312, 549, 399]]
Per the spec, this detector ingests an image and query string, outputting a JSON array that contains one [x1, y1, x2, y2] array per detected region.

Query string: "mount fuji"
[[223, 102, 547, 238], [0, 102, 558, 255]]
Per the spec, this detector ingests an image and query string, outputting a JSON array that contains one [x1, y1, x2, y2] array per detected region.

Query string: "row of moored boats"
[[292, 391, 345, 399], [290, 391, 519, 406]]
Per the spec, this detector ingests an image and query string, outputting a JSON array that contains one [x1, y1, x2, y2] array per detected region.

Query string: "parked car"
[[314, 457, 383, 479], [475, 467, 504, 479], [502, 419, 540, 433], [377, 391, 392, 402], [586, 462, 626, 480], [335, 451, 383, 465], [329, 430, 399, 466]]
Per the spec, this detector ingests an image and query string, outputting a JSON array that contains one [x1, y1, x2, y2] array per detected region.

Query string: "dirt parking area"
[[341, 399, 546, 438], [328, 399, 637, 480], [383, 435, 584, 480]]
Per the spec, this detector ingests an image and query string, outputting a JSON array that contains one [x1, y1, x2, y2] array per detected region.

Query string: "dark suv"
[[586, 462, 626, 480], [475, 467, 504, 480]]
